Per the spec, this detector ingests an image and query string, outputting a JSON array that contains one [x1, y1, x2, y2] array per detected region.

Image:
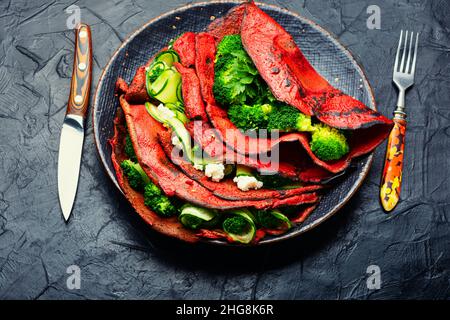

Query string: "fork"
[[380, 30, 419, 212]]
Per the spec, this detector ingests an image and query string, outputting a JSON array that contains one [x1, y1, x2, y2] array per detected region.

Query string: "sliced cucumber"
[[256, 210, 292, 231], [176, 81, 183, 102], [165, 102, 183, 113], [236, 165, 253, 177], [224, 164, 235, 177], [179, 204, 218, 230], [154, 50, 180, 67], [148, 68, 174, 97], [152, 68, 181, 104], [146, 61, 165, 82]]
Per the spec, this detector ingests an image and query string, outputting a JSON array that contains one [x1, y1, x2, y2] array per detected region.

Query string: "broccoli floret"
[[147, 64, 164, 83], [216, 34, 244, 59], [267, 104, 314, 132], [227, 103, 272, 131], [223, 216, 249, 234], [120, 159, 150, 191], [143, 183, 178, 217], [256, 210, 292, 230], [222, 209, 256, 244], [124, 134, 137, 162], [227, 103, 313, 133], [310, 124, 350, 161], [213, 35, 267, 106]]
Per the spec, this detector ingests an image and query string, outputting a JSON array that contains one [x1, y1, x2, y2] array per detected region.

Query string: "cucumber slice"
[[176, 81, 183, 102], [179, 204, 218, 230], [222, 209, 256, 244], [256, 210, 292, 231], [146, 61, 166, 83], [145, 102, 170, 123], [152, 69, 181, 104], [236, 165, 253, 177], [224, 164, 235, 177], [166, 102, 185, 114], [149, 69, 174, 97], [154, 50, 180, 67]]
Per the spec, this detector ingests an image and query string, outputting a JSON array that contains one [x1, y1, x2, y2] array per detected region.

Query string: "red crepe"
[[195, 32, 217, 106], [172, 32, 196, 68], [207, 3, 248, 42], [174, 62, 208, 121]]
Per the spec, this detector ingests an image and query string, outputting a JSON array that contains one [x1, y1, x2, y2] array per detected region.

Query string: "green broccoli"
[[227, 103, 273, 131], [222, 209, 256, 244], [124, 134, 137, 162], [213, 35, 267, 106], [120, 160, 150, 191], [144, 183, 178, 217], [267, 104, 314, 132], [227, 103, 313, 133], [310, 124, 349, 161], [256, 210, 292, 230], [223, 216, 248, 234], [216, 34, 245, 59]]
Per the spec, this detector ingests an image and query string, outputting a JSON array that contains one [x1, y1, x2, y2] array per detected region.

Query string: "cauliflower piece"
[[193, 163, 204, 171], [157, 103, 175, 121], [233, 176, 263, 191], [204, 163, 225, 182], [171, 134, 183, 150]]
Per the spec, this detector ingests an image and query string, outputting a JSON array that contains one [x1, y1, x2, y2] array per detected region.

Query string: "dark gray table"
[[0, 0, 449, 300]]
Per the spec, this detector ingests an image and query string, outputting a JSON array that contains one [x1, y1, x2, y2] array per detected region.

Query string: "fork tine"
[[399, 30, 408, 73], [405, 32, 414, 74], [394, 30, 403, 73], [410, 33, 419, 76]]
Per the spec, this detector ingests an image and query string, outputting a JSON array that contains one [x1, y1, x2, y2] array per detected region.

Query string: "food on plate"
[[110, 2, 393, 244]]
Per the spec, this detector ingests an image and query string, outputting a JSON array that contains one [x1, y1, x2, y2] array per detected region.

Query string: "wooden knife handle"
[[380, 117, 406, 212], [66, 24, 92, 117]]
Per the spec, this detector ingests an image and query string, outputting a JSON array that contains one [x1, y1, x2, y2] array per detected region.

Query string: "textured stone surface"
[[0, 0, 449, 299]]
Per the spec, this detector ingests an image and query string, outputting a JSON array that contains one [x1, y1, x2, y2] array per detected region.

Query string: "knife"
[[57, 23, 92, 221]]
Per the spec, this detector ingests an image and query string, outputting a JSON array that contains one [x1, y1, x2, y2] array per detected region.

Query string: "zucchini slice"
[[148, 68, 174, 97], [154, 50, 180, 67], [179, 204, 218, 230], [152, 68, 181, 104], [256, 210, 292, 231], [236, 165, 253, 177], [222, 209, 256, 244], [176, 81, 183, 102]]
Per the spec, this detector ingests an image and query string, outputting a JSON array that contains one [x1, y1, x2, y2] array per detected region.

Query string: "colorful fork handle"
[[380, 116, 406, 212]]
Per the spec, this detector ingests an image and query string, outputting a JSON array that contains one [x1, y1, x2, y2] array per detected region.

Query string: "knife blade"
[[57, 23, 92, 221]]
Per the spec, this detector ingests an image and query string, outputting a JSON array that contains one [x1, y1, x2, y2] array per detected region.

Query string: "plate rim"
[[92, 0, 377, 246]]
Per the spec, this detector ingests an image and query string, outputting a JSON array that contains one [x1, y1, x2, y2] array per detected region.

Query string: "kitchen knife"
[[57, 24, 92, 221]]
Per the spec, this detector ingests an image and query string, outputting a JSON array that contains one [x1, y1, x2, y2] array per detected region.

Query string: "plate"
[[92, 1, 376, 245]]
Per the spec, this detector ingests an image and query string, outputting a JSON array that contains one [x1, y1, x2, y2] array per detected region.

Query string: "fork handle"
[[380, 116, 406, 211]]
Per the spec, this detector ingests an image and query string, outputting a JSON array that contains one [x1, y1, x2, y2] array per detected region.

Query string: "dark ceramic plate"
[[93, 1, 376, 245]]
